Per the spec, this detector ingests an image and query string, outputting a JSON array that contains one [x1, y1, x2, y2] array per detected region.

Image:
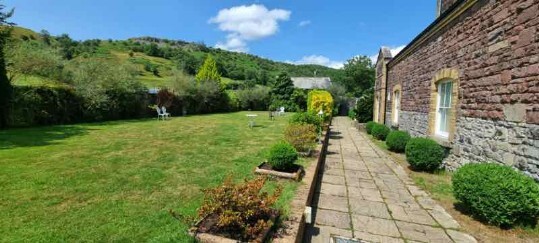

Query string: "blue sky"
[[5, 0, 438, 68]]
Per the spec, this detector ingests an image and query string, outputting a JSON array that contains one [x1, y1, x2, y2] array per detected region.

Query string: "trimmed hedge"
[[405, 138, 445, 171], [268, 142, 298, 171], [366, 121, 376, 134], [371, 123, 390, 141], [10, 86, 149, 127], [386, 130, 411, 153], [453, 163, 539, 227]]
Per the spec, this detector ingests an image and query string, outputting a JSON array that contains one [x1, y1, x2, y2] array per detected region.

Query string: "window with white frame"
[[435, 80, 453, 138], [393, 90, 400, 124]]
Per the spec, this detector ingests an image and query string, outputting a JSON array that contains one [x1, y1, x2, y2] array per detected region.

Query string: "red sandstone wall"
[[387, 0, 538, 124]]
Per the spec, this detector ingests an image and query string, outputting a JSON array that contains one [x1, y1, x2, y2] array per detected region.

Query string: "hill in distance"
[[10, 27, 344, 88]]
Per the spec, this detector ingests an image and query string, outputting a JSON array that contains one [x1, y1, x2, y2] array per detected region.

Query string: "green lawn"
[[0, 112, 301, 242]]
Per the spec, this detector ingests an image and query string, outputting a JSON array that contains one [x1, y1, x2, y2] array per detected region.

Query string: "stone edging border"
[[273, 122, 331, 243]]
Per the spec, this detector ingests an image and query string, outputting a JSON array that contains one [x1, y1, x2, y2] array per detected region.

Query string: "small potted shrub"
[[255, 142, 302, 180], [453, 163, 539, 228], [187, 176, 281, 242], [366, 121, 376, 134], [405, 138, 445, 171], [371, 123, 390, 141], [284, 124, 317, 156], [386, 130, 411, 153]]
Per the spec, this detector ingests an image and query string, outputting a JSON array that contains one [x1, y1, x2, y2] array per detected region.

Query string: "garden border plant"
[[255, 141, 303, 181], [452, 163, 539, 228], [385, 130, 411, 153], [186, 176, 282, 242], [284, 124, 317, 157], [371, 123, 390, 141], [405, 137, 445, 171]]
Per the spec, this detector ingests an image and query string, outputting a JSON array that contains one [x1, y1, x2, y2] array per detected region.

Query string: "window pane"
[[445, 82, 452, 107]]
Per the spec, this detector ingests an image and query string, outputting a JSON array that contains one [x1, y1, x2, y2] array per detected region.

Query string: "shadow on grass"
[[0, 125, 90, 149], [453, 202, 538, 230]]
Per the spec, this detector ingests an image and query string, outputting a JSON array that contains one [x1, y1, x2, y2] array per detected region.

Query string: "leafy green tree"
[[55, 34, 76, 60], [6, 41, 64, 80], [40, 29, 51, 45], [342, 56, 375, 97], [144, 43, 160, 57], [180, 53, 199, 75], [0, 3, 13, 129], [195, 54, 221, 84], [65, 59, 144, 119], [258, 70, 270, 85]]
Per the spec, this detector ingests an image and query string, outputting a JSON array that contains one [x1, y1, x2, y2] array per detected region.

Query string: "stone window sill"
[[429, 135, 452, 148]]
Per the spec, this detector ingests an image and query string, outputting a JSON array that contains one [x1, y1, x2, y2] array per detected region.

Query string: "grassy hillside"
[[8, 27, 344, 89]]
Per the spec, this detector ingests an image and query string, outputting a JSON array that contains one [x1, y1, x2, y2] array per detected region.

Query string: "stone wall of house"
[[446, 117, 539, 180], [399, 111, 430, 137], [384, 0, 539, 177]]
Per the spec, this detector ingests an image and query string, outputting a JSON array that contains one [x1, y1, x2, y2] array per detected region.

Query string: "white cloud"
[[287, 55, 344, 69], [369, 45, 406, 64], [209, 4, 291, 52], [215, 34, 249, 52], [298, 20, 311, 27]]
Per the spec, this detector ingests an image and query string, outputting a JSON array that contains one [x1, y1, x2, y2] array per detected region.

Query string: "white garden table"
[[247, 114, 258, 128]]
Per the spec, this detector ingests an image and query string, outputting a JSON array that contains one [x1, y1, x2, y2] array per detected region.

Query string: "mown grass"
[[0, 112, 305, 242], [368, 134, 539, 242]]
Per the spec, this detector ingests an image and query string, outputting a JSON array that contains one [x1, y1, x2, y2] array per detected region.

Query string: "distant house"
[[291, 77, 332, 90]]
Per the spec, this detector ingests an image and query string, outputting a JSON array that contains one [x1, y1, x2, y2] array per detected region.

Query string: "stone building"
[[373, 0, 539, 179]]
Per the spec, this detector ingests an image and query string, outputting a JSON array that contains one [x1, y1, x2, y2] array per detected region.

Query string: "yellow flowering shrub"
[[307, 90, 333, 118]]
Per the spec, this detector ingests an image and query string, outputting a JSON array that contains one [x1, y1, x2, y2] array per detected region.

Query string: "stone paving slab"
[[314, 208, 351, 229], [305, 117, 476, 243]]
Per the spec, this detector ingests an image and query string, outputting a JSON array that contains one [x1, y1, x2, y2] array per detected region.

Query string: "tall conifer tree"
[[195, 54, 221, 85]]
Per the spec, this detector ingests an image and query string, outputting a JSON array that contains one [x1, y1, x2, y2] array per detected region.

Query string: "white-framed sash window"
[[393, 90, 400, 125], [435, 80, 453, 138]]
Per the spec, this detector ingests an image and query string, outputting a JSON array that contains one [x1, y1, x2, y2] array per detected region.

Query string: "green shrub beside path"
[[453, 163, 539, 227]]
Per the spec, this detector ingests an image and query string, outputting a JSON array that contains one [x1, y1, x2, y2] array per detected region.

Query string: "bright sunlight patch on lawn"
[[0, 112, 297, 242]]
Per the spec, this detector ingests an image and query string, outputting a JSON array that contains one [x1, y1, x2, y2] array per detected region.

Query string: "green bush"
[[366, 121, 376, 134], [386, 130, 411, 153], [405, 138, 445, 171], [371, 124, 390, 141], [355, 91, 373, 123], [285, 124, 317, 153], [268, 142, 298, 171], [452, 163, 539, 227], [289, 112, 322, 131]]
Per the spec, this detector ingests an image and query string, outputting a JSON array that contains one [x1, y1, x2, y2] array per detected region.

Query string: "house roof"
[[291, 77, 332, 89]]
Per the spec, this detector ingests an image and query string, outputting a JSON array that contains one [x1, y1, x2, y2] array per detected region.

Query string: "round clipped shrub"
[[371, 124, 390, 141], [366, 121, 376, 134], [386, 130, 411, 153], [405, 138, 444, 171], [268, 142, 298, 171], [452, 163, 539, 227]]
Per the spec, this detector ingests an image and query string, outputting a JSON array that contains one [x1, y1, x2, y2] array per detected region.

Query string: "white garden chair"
[[161, 106, 171, 120], [156, 107, 166, 120], [279, 107, 285, 116]]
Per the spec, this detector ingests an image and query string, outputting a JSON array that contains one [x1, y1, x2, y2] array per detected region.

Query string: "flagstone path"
[[304, 117, 476, 243]]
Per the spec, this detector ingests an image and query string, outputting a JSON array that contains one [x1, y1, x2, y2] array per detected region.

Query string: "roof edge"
[[388, 0, 476, 67]]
